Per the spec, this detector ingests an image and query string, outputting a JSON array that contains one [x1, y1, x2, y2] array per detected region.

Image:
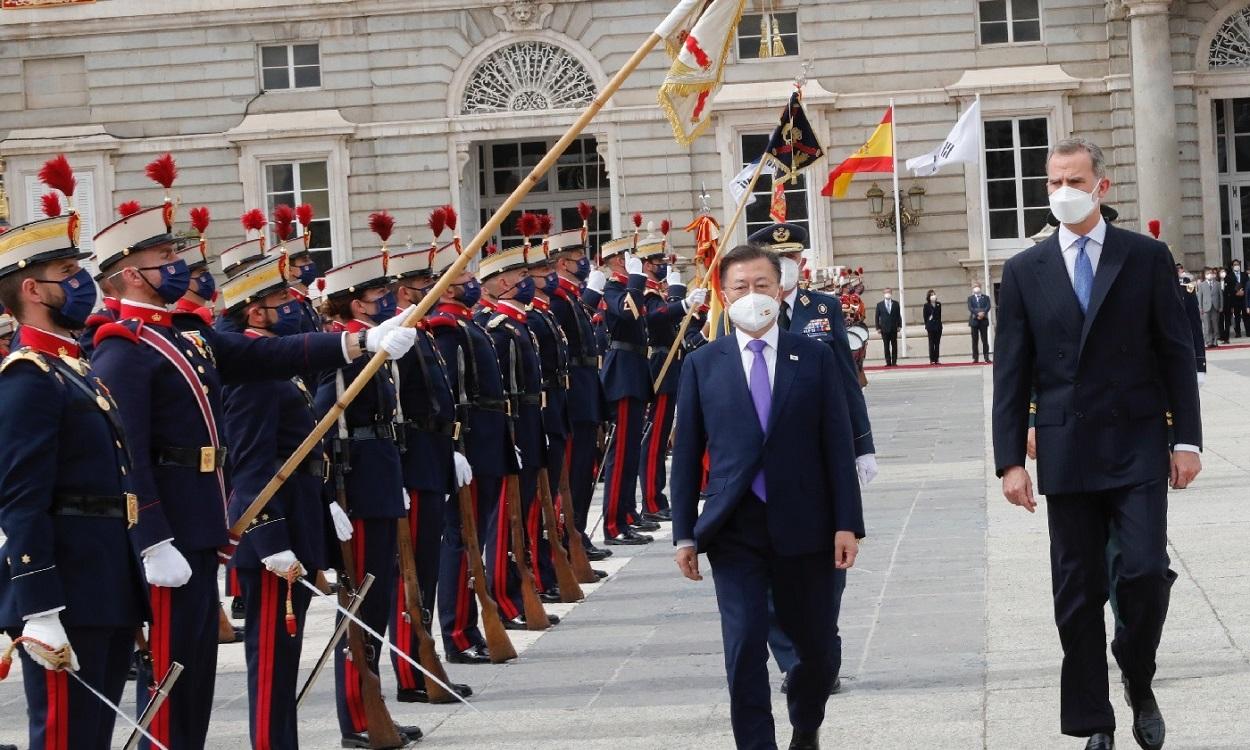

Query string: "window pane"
[[266, 164, 295, 193], [1022, 178, 1048, 208], [557, 165, 585, 191], [1018, 118, 1049, 148], [785, 190, 808, 220], [1216, 101, 1226, 136], [738, 36, 757, 60], [520, 141, 546, 168], [494, 169, 520, 195], [293, 66, 321, 88], [304, 191, 330, 218], [261, 46, 288, 68], [493, 143, 519, 170], [1023, 208, 1049, 237], [776, 12, 798, 35], [980, 0, 1007, 22], [299, 162, 328, 190], [1236, 135, 1250, 173], [1019, 148, 1048, 177], [1233, 98, 1250, 133], [1012, 0, 1039, 19], [984, 121, 1014, 149], [987, 180, 1018, 209], [1220, 186, 1231, 235], [980, 22, 1008, 44], [292, 44, 319, 67], [742, 134, 769, 163], [1013, 20, 1041, 42], [310, 249, 333, 278], [308, 219, 332, 250], [989, 210, 1018, 239], [986, 151, 1016, 179], [262, 68, 289, 90]]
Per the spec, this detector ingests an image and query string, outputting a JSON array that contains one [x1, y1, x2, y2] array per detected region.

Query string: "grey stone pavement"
[[3, 351, 1250, 748]]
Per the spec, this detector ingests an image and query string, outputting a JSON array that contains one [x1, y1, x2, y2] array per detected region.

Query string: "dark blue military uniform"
[[77, 297, 120, 359], [639, 280, 687, 516], [527, 297, 571, 586], [90, 301, 350, 750], [0, 328, 148, 750]]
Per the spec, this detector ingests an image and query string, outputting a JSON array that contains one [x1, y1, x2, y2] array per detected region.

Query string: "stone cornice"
[[1121, 0, 1173, 18]]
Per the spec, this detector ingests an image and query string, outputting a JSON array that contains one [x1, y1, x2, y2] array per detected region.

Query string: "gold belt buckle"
[[452, 421, 462, 441], [125, 493, 138, 528], [199, 446, 216, 473]]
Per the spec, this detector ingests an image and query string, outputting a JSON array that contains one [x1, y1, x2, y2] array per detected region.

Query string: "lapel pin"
[[789, 354, 799, 361]]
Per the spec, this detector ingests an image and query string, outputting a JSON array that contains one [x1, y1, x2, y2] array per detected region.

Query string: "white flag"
[[905, 99, 981, 177], [727, 158, 776, 209], [657, 0, 748, 146]]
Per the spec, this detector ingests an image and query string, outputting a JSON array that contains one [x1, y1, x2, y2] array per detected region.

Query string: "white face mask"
[[727, 292, 779, 334], [972, 287, 982, 295], [883, 293, 892, 301], [929, 295, 937, 302], [1221, 271, 1228, 279], [1206, 274, 1216, 281], [1049, 184, 1100, 225], [779, 257, 800, 291]]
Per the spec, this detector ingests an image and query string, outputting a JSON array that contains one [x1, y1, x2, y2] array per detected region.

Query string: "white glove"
[[20, 613, 78, 671], [373, 308, 406, 334], [453, 451, 473, 489], [328, 502, 353, 542], [666, 269, 683, 287], [366, 326, 417, 359], [586, 270, 607, 294], [261, 550, 304, 578], [624, 252, 644, 277], [142, 540, 193, 588], [1196, 371, 1206, 386], [514, 446, 523, 470], [402, 490, 411, 511], [856, 454, 879, 488], [684, 287, 708, 311]]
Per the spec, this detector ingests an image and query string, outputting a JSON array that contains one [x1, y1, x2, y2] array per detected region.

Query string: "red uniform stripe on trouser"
[[451, 553, 471, 651], [526, 492, 544, 591], [45, 667, 67, 750], [643, 394, 669, 513], [492, 481, 519, 620], [255, 573, 277, 750], [605, 399, 630, 537], [228, 566, 241, 597], [394, 498, 419, 689], [344, 520, 366, 732], [149, 584, 172, 747]]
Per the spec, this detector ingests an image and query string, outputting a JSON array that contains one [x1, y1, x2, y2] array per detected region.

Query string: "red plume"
[[578, 201, 594, 223], [537, 213, 554, 236], [485, 243, 499, 257], [517, 212, 541, 239], [369, 211, 395, 243], [441, 204, 458, 233], [118, 200, 142, 218], [38, 155, 76, 199], [272, 204, 296, 241], [241, 208, 267, 233], [632, 212, 643, 230], [1147, 219, 1161, 239], [660, 219, 671, 236], [295, 203, 314, 228], [145, 153, 178, 190], [41, 192, 62, 219], [427, 207, 447, 239], [189, 206, 210, 235]]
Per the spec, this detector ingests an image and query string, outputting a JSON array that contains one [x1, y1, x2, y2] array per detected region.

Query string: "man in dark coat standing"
[[874, 288, 902, 366]]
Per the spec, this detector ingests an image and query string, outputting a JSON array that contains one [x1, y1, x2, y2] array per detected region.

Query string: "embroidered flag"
[[657, 0, 749, 146]]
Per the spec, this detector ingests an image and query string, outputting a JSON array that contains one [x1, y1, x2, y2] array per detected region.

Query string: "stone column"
[[1125, 0, 1182, 247]]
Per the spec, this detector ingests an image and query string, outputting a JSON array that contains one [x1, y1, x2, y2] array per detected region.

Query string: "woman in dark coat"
[[923, 289, 943, 365]]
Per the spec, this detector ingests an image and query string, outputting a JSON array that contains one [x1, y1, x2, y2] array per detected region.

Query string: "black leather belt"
[[571, 355, 599, 368], [401, 416, 459, 438], [349, 423, 396, 441], [156, 446, 227, 472], [515, 394, 543, 407], [649, 346, 670, 357], [475, 398, 510, 414], [51, 494, 127, 519], [609, 341, 645, 354], [542, 376, 566, 390], [280, 457, 327, 479]]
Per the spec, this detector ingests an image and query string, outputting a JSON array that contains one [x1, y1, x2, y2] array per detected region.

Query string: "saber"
[[124, 662, 184, 750], [296, 577, 480, 714], [66, 667, 168, 750], [592, 421, 617, 487], [296, 573, 374, 709]]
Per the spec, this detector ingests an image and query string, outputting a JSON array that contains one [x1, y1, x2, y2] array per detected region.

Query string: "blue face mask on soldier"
[[36, 267, 97, 329], [138, 259, 192, 304]]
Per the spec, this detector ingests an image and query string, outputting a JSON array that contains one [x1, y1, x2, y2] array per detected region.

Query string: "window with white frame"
[[741, 133, 809, 242], [263, 160, 333, 271], [984, 116, 1050, 241], [978, 0, 1041, 45], [476, 136, 611, 255], [260, 43, 321, 91], [23, 170, 98, 257], [737, 11, 799, 60]]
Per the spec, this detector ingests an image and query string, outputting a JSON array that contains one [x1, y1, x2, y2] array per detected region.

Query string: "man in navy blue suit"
[[993, 138, 1201, 750], [671, 244, 864, 750]]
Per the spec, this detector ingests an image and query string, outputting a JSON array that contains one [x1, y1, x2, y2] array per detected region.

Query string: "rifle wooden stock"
[[505, 475, 550, 630], [395, 517, 455, 703], [457, 485, 517, 663], [559, 452, 598, 584], [537, 470, 584, 602]]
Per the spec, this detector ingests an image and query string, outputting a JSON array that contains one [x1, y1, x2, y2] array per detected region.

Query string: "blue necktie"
[[746, 339, 771, 502], [1074, 236, 1093, 314]]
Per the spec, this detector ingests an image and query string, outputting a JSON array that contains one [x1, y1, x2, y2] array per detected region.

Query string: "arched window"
[[460, 41, 597, 115], [1210, 7, 1250, 68]]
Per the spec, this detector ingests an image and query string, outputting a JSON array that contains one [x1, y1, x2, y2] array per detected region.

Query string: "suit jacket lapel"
[[1031, 233, 1083, 340], [765, 332, 796, 440], [1079, 225, 1127, 355], [719, 336, 765, 441]]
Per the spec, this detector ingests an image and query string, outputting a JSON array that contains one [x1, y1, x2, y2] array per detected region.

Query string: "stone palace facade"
[[1, 0, 1249, 324]]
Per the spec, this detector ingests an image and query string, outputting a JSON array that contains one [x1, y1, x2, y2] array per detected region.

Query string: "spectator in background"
[[1197, 267, 1222, 348], [968, 282, 992, 363], [1222, 259, 1247, 342], [874, 287, 902, 367], [923, 289, 942, 365]]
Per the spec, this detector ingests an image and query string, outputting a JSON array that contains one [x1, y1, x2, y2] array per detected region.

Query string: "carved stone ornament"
[[493, 1, 554, 31], [461, 41, 596, 115], [1210, 7, 1250, 69]]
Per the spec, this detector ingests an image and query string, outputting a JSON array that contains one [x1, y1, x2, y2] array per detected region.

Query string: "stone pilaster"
[[1125, 0, 1182, 246]]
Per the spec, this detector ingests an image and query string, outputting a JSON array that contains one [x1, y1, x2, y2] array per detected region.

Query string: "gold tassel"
[[759, 14, 771, 59], [772, 15, 787, 57]]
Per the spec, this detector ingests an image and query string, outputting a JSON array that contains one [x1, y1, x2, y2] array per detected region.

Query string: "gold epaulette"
[[0, 347, 50, 374], [487, 314, 515, 331]]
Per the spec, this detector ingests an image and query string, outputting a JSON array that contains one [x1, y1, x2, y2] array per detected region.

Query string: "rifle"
[[505, 474, 550, 630], [395, 517, 456, 703], [298, 574, 374, 708], [536, 469, 584, 602], [559, 449, 599, 584]]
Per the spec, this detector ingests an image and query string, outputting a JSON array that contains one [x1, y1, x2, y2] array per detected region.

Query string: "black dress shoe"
[[447, 644, 492, 664], [780, 673, 841, 696], [604, 530, 651, 546], [788, 729, 820, 749], [592, 568, 608, 579], [230, 596, 245, 619], [585, 547, 612, 561], [640, 510, 671, 523], [502, 616, 527, 631], [539, 588, 562, 603], [396, 724, 423, 741], [630, 518, 661, 532], [1085, 733, 1114, 750], [1124, 682, 1164, 750], [341, 731, 410, 749], [397, 681, 473, 702]]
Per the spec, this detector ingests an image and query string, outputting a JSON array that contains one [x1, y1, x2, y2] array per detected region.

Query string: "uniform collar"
[[531, 296, 551, 312], [610, 272, 629, 285], [557, 277, 582, 298], [783, 287, 799, 309], [120, 299, 174, 327], [645, 278, 662, 291], [102, 296, 121, 314], [478, 298, 498, 314], [495, 300, 528, 323], [345, 318, 374, 334], [19, 325, 80, 359], [434, 302, 473, 320], [289, 287, 309, 303]]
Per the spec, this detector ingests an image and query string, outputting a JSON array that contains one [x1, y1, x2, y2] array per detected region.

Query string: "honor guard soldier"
[[173, 209, 217, 330], [211, 221, 269, 334], [0, 208, 148, 750], [544, 227, 610, 561], [218, 253, 333, 750], [635, 228, 706, 523], [583, 234, 652, 546], [479, 231, 563, 610], [313, 247, 422, 749], [281, 204, 324, 335], [89, 156, 399, 750], [385, 229, 478, 694]]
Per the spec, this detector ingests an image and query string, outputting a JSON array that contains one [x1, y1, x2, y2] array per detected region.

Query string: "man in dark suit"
[[672, 244, 864, 750], [874, 288, 902, 366], [1221, 259, 1246, 340], [968, 283, 992, 362], [993, 138, 1201, 750]]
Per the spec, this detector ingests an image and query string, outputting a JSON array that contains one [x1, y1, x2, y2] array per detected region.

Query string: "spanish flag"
[[820, 106, 895, 198]]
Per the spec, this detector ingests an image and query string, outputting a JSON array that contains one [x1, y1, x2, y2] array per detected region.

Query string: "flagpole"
[[889, 97, 907, 359], [975, 93, 994, 350], [229, 3, 697, 538]]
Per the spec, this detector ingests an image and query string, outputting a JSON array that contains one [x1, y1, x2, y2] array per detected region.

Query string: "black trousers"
[[971, 322, 990, 361], [926, 329, 942, 364], [1046, 479, 1175, 737], [880, 333, 898, 366]]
